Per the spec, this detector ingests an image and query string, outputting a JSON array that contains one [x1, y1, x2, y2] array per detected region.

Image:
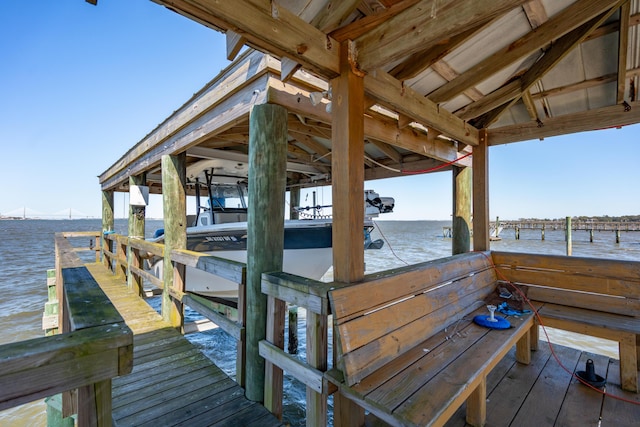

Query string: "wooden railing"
[[101, 233, 248, 385], [260, 272, 337, 427], [0, 233, 133, 427]]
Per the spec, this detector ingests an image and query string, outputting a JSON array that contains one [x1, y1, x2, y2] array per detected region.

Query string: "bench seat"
[[535, 303, 640, 392], [327, 252, 536, 427], [327, 305, 534, 427]]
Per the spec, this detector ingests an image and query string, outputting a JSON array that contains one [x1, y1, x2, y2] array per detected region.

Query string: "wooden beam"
[[226, 29, 245, 60], [390, 23, 489, 81], [475, 7, 620, 127], [367, 138, 403, 164], [428, 0, 623, 104], [521, 90, 539, 121], [354, 0, 528, 72], [618, 2, 631, 103], [522, 0, 548, 29], [329, 0, 420, 42], [280, 57, 302, 83], [364, 69, 479, 145], [489, 100, 640, 145], [155, 0, 340, 78], [265, 78, 468, 164], [455, 81, 521, 120], [310, 0, 361, 32]]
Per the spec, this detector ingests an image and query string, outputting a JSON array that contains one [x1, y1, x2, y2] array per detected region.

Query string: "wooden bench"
[[492, 251, 640, 392], [326, 251, 535, 427]]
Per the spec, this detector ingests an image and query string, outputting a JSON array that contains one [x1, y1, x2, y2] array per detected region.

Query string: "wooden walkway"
[[85, 263, 283, 427]]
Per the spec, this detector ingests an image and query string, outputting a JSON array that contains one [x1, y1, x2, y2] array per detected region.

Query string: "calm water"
[[1, 219, 638, 426]]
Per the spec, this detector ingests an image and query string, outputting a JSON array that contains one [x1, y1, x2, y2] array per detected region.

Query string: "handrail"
[[0, 233, 133, 427], [260, 271, 334, 426]]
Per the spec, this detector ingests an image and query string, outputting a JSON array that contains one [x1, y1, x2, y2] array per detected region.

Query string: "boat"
[[149, 155, 394, 298]]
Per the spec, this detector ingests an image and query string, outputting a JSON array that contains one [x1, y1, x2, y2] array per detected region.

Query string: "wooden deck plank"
[[509, 344, 580, 427], [554, 351, 607, 426], [601, 359, 640, 426], [83, 262, 284, 427]]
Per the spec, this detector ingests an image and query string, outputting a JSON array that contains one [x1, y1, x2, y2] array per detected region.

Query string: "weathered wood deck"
[[85, 263, 283, 427], [445, 342, 640, 427]]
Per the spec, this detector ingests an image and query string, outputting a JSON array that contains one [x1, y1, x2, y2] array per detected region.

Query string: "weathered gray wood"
[[246, 103, 288, 402], [259, 340, 325, 394], [0, 323, 132, 411], [128, 174, 146, 296], [171, 248, 245, 284], [101, 190, 114, 271], [183, 294, 243, 341], [161, 153, 187, 327], [452, 165, 471, 255], [62, 267, 123, 330]]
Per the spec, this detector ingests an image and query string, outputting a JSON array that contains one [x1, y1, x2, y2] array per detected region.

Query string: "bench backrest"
[[491, 251, 640, 317], [328, 251, 497, 386]]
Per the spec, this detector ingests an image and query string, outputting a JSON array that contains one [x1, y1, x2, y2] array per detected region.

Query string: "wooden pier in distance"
[[84, 262, 283, 427]]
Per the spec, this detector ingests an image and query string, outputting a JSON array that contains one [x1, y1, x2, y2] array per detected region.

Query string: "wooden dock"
[[85, 262, 283, 427]]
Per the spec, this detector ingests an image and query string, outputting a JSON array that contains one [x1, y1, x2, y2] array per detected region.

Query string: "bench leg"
[[516, 328, 531, 365], [530, 323, 539, 351], [334, 392, 365, 427], [466, 376, 486, 427], [619, 334, 638, 393]]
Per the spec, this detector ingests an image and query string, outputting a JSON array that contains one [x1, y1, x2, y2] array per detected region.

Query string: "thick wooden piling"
[[541, 223, 545, 240], [161, 154, 187, 328], [246, 103, 287, 403], [127, 175, 146, 297], [288, 305, 298, 354], [101, 190, 114, 270], [289, 183, 300, 220], [452, 166, 471, 254], [566, 216, 572, 256]]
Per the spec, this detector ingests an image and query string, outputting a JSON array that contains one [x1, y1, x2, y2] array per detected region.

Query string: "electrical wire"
[[372, 220, 409, 265], [364, 151, 472, 175], [478, 251, 640, 406]]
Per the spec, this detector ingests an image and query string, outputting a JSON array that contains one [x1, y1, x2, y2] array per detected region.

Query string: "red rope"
[[401, 151, 472, 175], [477, 251, 640, 406]]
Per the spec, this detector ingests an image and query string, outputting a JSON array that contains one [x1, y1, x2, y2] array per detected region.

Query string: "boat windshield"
[[206, 184, 247, 209]]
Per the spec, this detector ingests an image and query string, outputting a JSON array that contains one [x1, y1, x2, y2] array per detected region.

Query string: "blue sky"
[[1, 1, 638, 221]]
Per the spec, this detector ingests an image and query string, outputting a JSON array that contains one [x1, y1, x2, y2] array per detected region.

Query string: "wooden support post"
[[246, 103, 288, 403], [101, 190, 114, 271], [515, 226, 520, 240], [331, 40, 365, 427], [472, 130, 489, 251], [589, 228, 594, 242], [77, 379, 112, 427], [161, 153, 187, 328], [264, 296, 285, 417], [541, 223, 545, 241], [616, 228, 621, 243], [289, 184, 300, 220], [237, 282, 247, 388], [452, 166, 472, 255], [288, 305, 298, 354], [306, 310, 328, 427], [127, 175, 146, 297], [565, 216, 572, 256]]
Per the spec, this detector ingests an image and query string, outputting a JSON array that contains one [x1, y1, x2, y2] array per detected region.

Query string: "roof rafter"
[[472, 6, 621, 127], [310, 0, 362, 32], [354, 0, 528, 72], [363, 69, 479, 145], [427, 0, 623, 104]]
